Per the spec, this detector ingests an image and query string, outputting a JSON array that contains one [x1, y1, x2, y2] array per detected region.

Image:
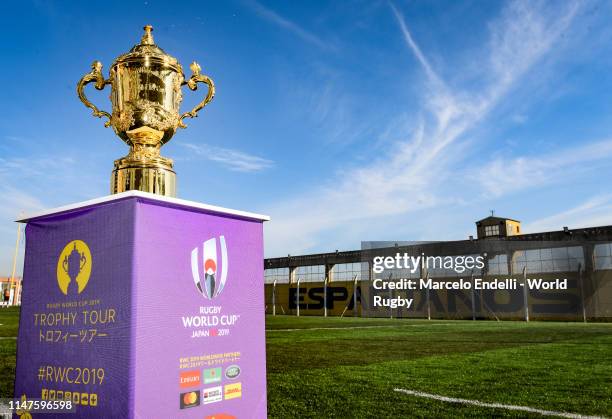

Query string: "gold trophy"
[[77, 25, 215, 197]]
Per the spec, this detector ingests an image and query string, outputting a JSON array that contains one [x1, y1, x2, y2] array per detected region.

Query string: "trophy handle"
[[179, 62, 215, 128], [62, 256, 69, 274], [77, 61, 112, 127], [79, 253, 87, 272]]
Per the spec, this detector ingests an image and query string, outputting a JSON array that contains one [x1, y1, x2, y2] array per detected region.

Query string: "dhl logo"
[[224, 383, 241, 400]]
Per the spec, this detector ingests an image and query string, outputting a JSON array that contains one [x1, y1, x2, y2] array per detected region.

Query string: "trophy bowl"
[[77, 25, 215, 197]]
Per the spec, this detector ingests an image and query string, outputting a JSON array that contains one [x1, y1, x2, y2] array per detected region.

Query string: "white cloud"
[[244, 0, 332, 50], [389, 2, 442, 86], [0, 186, 43, 278], [264, 0, 582, 257], [0, 156, 76, 178], [523, 194, 612, 233], [300, 81, 375, 146], [181, 143, 274, 172], [0, 154, 92, 276], [475, 139, 612, 197], [0, 155, 80, 217], [487, 1, 578, 87]]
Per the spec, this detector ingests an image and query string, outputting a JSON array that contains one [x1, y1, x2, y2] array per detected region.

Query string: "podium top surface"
[[16, 190, 270, 223]]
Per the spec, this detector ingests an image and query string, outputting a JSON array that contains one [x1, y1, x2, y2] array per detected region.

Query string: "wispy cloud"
[[291, 78, 378, 147], [264, 0, 582, 257], [0, 152, 104, 275], [389, 2, 442, 86], [0, 185, 44, 277], [0, 185, 45, 223], [181, 143, 274, 172], [0, 156, 76, 178], [244, 0, 331, 50], [0, 154, 81, 232], [474, 139, 612, 198], [523, 194, 612, 233]]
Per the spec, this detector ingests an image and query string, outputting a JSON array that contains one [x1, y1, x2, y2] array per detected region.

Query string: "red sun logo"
[[204, 258, 217, 275]]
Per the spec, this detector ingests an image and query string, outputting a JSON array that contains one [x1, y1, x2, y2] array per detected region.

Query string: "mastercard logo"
[[183, 392, 197, 405], [179, 391, 200, 409]]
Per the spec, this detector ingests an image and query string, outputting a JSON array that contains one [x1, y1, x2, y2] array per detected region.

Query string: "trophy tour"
[[13, 26, 269, 418]]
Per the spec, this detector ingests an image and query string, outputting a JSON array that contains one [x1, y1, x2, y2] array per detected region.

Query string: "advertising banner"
[[14, 194, 267, 418]]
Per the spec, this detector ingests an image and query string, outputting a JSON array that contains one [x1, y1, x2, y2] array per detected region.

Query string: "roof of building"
[[476, 215, 521, 224], [264, 224, 612, 268]]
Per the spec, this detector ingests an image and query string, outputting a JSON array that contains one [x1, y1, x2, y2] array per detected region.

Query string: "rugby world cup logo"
[[191, 236, 228, 299]]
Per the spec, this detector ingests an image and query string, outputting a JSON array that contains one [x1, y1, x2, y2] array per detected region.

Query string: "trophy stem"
[[111, 126, 176, 197]]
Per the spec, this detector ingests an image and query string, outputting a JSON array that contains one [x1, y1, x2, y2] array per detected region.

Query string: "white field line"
[[0, 402, 10, 419], [394, 388, 606, 419], [267, 324, 453, 332]]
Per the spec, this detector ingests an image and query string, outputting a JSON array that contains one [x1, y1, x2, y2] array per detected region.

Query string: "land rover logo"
[[225, 365, 240, 380]]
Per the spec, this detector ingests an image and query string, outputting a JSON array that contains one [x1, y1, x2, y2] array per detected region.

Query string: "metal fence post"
[[353, 274, 358, 317], [426, 272, 431, 321], [324, 276, 328, 318], [296, 278, 300, 317], [272, 279, 277, 316], [522, 266, 529, 322], [578, 263, 587, 323], [471, 271, 476, 321]]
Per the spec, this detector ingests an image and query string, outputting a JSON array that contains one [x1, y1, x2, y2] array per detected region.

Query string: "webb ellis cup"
[[77, 25, 215, 196]]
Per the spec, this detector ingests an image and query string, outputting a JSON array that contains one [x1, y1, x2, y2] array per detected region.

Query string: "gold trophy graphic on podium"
[[77, 25, 215, 197], [56, 240, 92, 296]]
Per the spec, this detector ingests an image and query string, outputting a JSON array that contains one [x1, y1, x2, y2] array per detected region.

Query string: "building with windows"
[[263, 217, 612, 320], [476, 215, 521, 239], [0, 277, 22, 306]]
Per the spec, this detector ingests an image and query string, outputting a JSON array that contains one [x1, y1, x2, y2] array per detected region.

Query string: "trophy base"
[[111, 164, 176, 197], [111, 126, 177, 197]]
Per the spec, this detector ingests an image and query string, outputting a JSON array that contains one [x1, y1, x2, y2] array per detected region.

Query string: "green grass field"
[[0, 306, 19, 403], [266, 316, 612, 418], [1, 309, 611, 417]]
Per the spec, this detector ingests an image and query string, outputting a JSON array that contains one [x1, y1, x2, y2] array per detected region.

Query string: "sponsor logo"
[[179, 370, 201, 388], [203, 386, 223, 404], [205, 415, 237, 419], [204, 367, 222, 384], [224, 383, 242, 400], [225, 365, 240, 380], [57, 240, 92, 295], [179, 391, 200, 409], [191, 236, 228, 299]]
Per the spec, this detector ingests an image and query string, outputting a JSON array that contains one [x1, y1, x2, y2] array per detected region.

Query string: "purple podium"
[[14, 191, 269, 418]]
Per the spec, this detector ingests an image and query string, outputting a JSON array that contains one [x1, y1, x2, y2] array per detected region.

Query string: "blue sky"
[[2, 0, 612, 275]]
